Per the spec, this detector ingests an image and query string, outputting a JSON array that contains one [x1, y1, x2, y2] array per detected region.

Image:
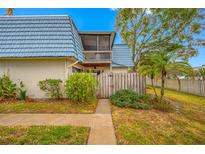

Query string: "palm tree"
[[139, 50, 193, 101], [138, 54, 159, 97]]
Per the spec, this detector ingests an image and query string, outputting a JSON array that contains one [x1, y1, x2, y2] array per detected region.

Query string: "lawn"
[[112, 106, 205, 144], [146, 87, 205, 124], [0, 125, 89, 145], [146, 86, 205, 107], [0, 99, 97, 114], [111, 87, 205, 144]]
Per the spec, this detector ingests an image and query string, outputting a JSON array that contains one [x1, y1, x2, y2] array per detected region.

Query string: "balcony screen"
[[81, 35, 97, 51], [81, 34, 110, 51], [98, 35, 110, 51]]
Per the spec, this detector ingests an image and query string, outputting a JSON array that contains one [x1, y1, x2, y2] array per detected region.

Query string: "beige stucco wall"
[[0, 58, 129, 98], [66, 58, 85, 74], [0, 58, 78, 98], [84, 66, 129, 73], [112, 67, 129, 73]]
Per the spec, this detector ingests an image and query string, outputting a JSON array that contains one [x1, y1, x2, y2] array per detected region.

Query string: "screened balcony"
[[80, 34, 111, 51], [80, 32, 115, 65], [83, 51, 112, 64]]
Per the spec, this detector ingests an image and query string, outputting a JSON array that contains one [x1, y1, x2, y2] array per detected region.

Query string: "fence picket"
[[68, 73, 145, 98], [95, 73, 145, 98]]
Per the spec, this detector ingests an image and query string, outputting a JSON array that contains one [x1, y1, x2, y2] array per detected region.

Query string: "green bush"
[[152, 97, 173, 112], [65, 73, 97, 102], [38, 79, 63, 99], [110, 89, 151, 109], [0, 75, 17, 99], [17, 81, 27, 101]]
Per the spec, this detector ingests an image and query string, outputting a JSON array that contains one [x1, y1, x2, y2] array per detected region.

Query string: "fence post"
[[108, 72, 113, 97]]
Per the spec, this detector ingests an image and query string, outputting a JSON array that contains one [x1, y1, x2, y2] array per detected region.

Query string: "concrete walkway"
[[0, 99, 116, 145]]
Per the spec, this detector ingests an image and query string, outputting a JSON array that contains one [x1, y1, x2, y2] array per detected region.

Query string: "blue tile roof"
[[0, 15, 84, 62], [0, 15, 133, 67], [112, 44, 133, 67]]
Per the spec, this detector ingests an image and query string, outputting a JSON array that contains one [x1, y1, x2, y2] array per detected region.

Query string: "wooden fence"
[[146, 78, 205, 97], [96, 73, 145, 98]]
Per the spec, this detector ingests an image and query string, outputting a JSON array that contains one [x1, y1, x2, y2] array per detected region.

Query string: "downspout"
[[110, 48, 112, 72]]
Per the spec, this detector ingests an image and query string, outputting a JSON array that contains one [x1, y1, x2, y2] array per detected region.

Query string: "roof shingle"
[[112, 44, 133, 67], [0, 15, 84, 61]]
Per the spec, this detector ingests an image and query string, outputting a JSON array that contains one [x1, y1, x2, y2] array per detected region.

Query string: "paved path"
[[87, 99, 116, 144], [0, 99, 116, 145]]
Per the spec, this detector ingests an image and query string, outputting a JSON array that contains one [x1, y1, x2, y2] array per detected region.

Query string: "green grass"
[[112, 87, 205, 144], [146, 86, 205, 107], [0, 99, 97, 113], [112, 106, 205, 145], [146, 87, 205, 123], [0, 125, 89, 145]]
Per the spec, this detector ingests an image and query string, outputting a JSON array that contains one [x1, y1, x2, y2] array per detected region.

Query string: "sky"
[[0, 8, 204, 67]]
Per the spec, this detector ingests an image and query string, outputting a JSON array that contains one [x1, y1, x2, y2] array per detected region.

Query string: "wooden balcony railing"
[[83, 51, 112, 64]]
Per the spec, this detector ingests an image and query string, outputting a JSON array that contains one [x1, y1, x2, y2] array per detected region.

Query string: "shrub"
[[65, 73, 97, 102], [0, 75, 17, 99], [38, 79, 63, 99], [110, 89, 151, 109], [17, 81, 27, 101], [152, 97, 173, 112]]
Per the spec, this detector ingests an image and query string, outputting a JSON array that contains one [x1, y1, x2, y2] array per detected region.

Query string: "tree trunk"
[[160, 71, 166, 101], [135, 50, 142, 71], [132, 56, 136, 72], [131, 31, 137, 72], [138, 51, 143, 65], [176, 76, 181, 91], [151, 78, 158, 97]]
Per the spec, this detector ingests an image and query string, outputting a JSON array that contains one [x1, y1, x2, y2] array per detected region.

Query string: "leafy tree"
[[116, 8, 204, 70], [5, 8, 14, 16], [195, 68, 205, 80]]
